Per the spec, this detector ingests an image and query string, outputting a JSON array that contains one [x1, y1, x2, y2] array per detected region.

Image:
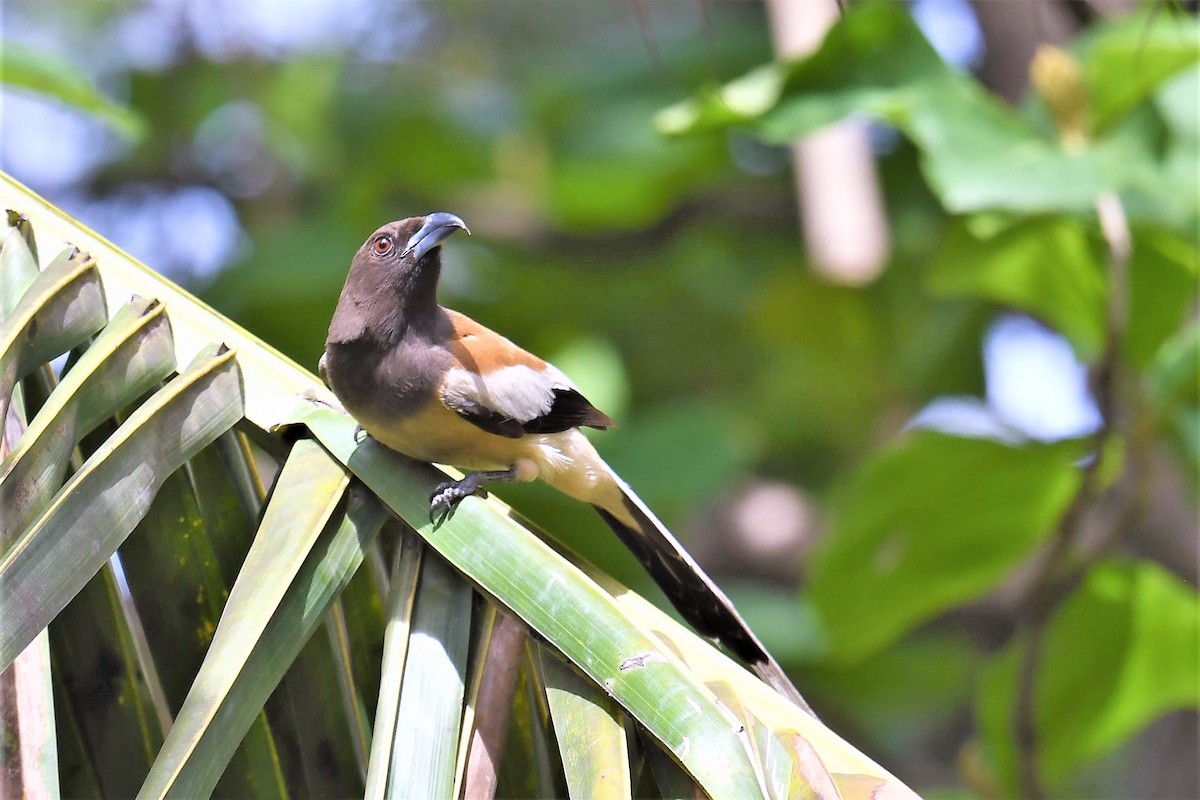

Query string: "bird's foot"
[[429, 473, 490, 528], [352, 424, 370, 444]]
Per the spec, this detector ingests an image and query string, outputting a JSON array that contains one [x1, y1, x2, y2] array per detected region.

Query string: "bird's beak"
[[403, 212, 470, 260]]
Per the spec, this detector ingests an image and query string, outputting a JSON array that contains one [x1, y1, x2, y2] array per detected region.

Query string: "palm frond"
[[0, 172, 916, 800]]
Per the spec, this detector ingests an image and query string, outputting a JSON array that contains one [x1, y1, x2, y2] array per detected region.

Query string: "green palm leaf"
[[0, 171, 916, 800]]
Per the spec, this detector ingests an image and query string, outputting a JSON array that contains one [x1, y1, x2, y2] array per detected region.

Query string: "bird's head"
[[330, 212, 470, 343], [344, 211, 470, 317], [358, 212, 470, 272]]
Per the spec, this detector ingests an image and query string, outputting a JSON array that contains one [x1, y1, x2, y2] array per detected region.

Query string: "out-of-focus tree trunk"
[[972, 0, 1075, 102], [1084, 0, 1139, 19], [764, 0, 891, 286]]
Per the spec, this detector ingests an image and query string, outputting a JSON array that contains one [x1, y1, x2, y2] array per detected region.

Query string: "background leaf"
[[0, 42, 145, 141], [1125, 226, 1199, 366], [978, 559, 1200, 793], [1076, 11, 1200, 133], [808, 431, 1084, 662], [659, 3, 1199, 216], [927, 218, 1107, 361]]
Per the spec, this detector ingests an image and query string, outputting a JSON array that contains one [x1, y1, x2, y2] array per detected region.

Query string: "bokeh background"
[[2, 1, 1197, 797]]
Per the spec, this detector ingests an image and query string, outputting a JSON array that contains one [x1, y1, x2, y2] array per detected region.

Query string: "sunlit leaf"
[[291, 405, 774, 799], [0, 382, 58, 800], [1, 216, 40, 312], [1, 299, 175, 539], [137, 442, 385, 799], [590, 568, 913, 793], [1, 173, 318, 434], [0, 345, 243, 669], [364, 528, 423, 800], [0, 247, 106, 423], [542, 650, 633, 800], [386, 552, 473, 800], [658, 3, 1199, 216], [1076, 11, 1200, 134], [927, 218, 1107, 361], [1, 158, 922, 800], [0, 42, 146, 141], [117, 444, 289, 800]]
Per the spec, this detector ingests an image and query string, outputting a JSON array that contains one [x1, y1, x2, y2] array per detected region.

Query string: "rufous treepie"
[[320, 212, 809, 711]]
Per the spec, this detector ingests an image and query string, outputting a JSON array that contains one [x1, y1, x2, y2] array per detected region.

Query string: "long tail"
[[593, 472, 815, 716]]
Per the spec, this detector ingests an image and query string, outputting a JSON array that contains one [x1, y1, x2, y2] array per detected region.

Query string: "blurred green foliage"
[[660, 4, 1198, 796], [979, 560, 1200, 786], [809, 431, 1086, 662], [0, 42, 146, 141], [3, 0, 1197, 797]]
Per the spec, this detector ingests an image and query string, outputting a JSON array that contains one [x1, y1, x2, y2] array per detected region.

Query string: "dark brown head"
[[327, 212, 469, 344], [367, 212, 470, 265]]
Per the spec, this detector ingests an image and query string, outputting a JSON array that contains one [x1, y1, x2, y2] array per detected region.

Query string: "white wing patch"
[[441, 364, 574, 423]]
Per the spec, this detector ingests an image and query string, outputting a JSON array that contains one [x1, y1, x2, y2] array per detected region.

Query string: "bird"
[[320, 212, 811, 712]]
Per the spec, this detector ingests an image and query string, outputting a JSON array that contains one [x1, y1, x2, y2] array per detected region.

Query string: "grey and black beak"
[[403, 212, 470, 260]]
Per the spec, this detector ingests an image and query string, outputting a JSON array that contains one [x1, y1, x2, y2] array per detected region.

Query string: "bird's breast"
[[324, 336, 559, 473], [354, 398, 525, 472], [324, 337, 446, 417]]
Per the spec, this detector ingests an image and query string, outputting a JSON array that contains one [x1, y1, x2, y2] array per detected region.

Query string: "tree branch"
[[1012, 190, 1134, 799]]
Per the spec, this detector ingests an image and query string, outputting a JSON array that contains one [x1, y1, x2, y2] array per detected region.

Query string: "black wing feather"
[[452, 388, 615, 438], [451, 400, 526, 438], [521, 388, 615, 434]]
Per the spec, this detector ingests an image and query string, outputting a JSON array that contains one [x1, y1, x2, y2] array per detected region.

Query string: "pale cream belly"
[[349, 398, 625, 513], [352, 399, 520, 471]]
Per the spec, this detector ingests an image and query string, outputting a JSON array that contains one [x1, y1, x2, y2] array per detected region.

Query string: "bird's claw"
[[428, 477, 488, 529], [353, 424, 369, 444], [429, 500, 454, 529]]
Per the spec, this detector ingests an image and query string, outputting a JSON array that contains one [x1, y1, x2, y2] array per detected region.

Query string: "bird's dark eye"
[[372, 235, 394, 256]]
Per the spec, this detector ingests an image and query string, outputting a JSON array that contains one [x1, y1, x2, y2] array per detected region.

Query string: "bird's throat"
[[328, 256, 442, 346], [399, 255, 441, 318]]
